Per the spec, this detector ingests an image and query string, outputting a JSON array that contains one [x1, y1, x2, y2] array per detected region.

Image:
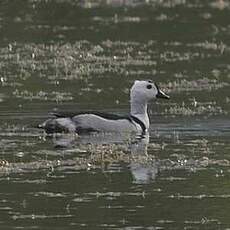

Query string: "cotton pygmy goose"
[[38, 80, 170, 134]]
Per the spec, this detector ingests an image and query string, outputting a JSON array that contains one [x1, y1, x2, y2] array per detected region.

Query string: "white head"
[[130, 80, 169, 130], [130, 80, 169, 103]]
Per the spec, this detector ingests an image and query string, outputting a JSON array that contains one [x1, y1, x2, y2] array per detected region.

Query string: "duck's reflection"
[[129, 134, 158, 184], [51, 132, 158, 184]]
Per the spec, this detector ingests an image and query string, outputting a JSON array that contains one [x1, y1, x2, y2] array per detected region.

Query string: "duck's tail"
[[37, 117, 76, 134]]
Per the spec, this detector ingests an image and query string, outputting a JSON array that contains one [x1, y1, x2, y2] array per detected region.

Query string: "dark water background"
[[0, 0, 230, 229]]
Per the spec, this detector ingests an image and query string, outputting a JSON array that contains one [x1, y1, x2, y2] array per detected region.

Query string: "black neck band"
[[130, 115, 146, 134]]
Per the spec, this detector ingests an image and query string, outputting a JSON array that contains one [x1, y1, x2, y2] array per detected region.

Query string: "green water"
[[0, 0, 229, 229]]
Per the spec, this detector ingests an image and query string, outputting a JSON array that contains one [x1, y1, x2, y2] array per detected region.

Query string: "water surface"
[[0, 0, 229, 229]]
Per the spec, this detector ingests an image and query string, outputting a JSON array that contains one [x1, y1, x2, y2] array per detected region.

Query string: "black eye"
[[146, 84, 152, 89]]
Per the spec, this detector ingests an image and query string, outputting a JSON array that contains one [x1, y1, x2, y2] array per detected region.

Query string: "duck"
[[38, 80, 169, 135]]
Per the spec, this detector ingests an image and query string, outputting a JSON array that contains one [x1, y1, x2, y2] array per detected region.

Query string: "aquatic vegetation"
[[166, 78, 228, 92], [12, 89, 73, 102], [165, 101, 226, 116], [210, 0, 230, 10], [0, 137, 228, 179], [187, 41, 227, 53]]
